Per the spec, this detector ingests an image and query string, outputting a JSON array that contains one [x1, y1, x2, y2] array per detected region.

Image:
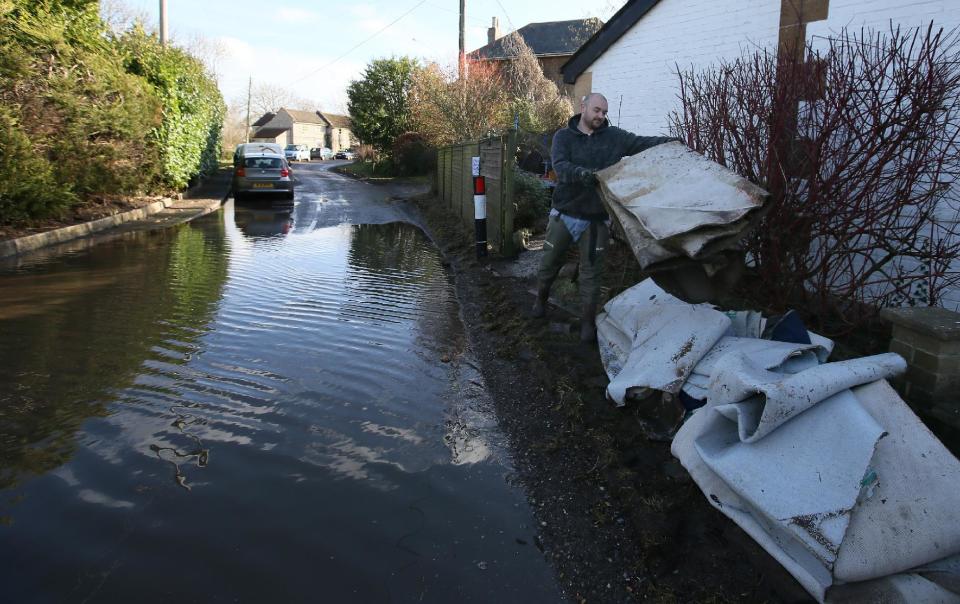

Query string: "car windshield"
[[284, 145, 297, 150], [245, 157, 282, 169]]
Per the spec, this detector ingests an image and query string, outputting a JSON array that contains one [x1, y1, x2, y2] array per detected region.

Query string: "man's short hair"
[[581, 92, 607, 106]]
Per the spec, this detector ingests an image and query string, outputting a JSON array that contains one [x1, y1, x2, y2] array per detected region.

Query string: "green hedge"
[[118, 26, 224, 189], [512, 167, 551, 229], [0, 0, 224, 224]]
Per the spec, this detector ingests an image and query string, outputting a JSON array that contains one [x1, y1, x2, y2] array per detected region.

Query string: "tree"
[[347, 56, 419, 155], [220, 101, 248, 157], [99, 0, 149, 34], [0, 0, 223, 221], [408, 38, 571, 147], [246, 82, 317, 119], [499, 34, 572, 133], [409, 61, 509, 146]]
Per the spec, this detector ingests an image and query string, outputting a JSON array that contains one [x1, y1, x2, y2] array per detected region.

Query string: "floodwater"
[[0, 165, 562, 603]]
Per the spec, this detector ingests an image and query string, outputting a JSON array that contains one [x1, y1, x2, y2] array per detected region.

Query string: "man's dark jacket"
[[551, 114, 675, 219]]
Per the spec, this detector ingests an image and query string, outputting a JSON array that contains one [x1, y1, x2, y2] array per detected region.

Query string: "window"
[[245, 157, 282, 169]]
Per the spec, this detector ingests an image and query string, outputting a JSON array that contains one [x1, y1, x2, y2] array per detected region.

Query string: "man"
[[532, 93, 677, 342]]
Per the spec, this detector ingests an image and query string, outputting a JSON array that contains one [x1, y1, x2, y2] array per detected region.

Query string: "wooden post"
[[458, 0, 466, 80], [245, 77, 251, 143], [500, 129, 517, 257]]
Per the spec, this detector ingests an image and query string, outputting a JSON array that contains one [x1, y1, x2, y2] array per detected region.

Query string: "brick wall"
[[538, 56, 567, 89], [882, 307, 960, 423], [538, 55, 578, 101]]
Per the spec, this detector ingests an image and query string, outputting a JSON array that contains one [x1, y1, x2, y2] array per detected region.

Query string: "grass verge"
[[334, 161, 430, 185]]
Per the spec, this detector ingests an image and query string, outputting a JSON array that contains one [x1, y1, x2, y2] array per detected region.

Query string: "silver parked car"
[[310, 146, 333, 160], [232, 152, 294, 201], [233, 142, 283, 167], [284, 143, 310, 162]]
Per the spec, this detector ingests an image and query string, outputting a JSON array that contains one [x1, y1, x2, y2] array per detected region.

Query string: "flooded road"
[[0, 163, 563, 603]]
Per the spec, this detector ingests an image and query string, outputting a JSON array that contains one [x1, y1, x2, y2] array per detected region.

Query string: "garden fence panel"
[[434, 131, 516, 256]]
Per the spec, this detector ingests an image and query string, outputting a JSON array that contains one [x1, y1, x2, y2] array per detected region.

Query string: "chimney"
[[488, 17, 500, 45]]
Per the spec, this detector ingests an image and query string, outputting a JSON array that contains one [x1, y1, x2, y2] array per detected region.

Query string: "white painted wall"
[[589, 0, 780, 134], [586, 0, 960, 309], [589, 0, 960, 133], [807, 0, 960, 39]]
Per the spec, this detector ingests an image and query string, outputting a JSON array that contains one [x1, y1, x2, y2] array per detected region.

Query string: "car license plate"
[[253, 183, 273, 189]]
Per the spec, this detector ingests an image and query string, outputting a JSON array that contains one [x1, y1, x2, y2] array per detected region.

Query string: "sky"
[[109, 0, 625, 114]]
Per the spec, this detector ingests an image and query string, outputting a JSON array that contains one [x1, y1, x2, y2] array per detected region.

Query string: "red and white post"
[[472, 156, 487, 258]]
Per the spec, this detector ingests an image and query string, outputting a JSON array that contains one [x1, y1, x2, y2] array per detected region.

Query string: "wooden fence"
[[435, 130, 517, 257]]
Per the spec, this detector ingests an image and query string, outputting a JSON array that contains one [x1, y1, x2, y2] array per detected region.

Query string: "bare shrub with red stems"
[[669, 24, 960, 334]]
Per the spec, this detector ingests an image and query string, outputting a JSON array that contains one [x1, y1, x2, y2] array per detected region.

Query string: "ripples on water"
[[0, 203, 560, 603]]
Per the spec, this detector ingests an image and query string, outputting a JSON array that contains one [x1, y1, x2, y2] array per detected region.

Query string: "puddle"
[[0, 194, 561, 602]]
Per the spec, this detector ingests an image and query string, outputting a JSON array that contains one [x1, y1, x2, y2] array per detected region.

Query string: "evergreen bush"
[[0, 105, 73, 220], [0, 0, 224, 224], [513, 167, 550, 229], [392, 132, 433, 176]]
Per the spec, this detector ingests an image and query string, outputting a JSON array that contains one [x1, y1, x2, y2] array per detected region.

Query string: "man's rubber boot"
[[530, 282, 551, 318], [579, 303, 597, 343]]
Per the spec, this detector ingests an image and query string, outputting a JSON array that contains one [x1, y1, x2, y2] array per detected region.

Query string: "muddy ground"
[[410, 193, 815, 604]]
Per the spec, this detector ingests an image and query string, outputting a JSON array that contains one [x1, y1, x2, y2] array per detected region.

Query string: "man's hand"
[[577, 167, 598, 186]]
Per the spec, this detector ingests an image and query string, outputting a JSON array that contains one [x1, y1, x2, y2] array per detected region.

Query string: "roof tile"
[[469, 18, 602, 60]]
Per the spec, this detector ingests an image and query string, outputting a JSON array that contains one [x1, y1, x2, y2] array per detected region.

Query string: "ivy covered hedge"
[[0, 0, 224, 224], [118, 25, 224, 190]]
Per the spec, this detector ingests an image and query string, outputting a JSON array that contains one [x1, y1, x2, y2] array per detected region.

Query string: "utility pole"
[[159, 0, 167, 46], [458, 0, 466, 79], [245, 77, 252, 143]]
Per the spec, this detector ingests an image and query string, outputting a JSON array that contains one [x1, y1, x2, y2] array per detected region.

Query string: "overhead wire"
[[493, 0, 515, 31], [423, 1, 487, 24], [289, 0, 429, 86]]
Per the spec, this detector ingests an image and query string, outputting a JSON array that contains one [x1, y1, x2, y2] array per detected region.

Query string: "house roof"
[[282, 108, 327, 124], [469, 18, 603, 60], [319, 112, 352, 129], [561, 0, 662, 84], [251, 126, 288, 139], [251, 112, 275, 127]]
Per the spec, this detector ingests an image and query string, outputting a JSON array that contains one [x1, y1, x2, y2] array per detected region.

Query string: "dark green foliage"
[[347, 57, 419, 156], [512, 167, 550, 228], [391, 132, 434, 176], [0, 105, 73, 220], [0, 0, 223, 223], [116, 26, 224, 189]]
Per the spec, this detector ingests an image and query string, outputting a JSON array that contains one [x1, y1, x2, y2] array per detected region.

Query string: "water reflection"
[[233, 201, 294, 239], [0, 222, 228, 505], [0, 204, 561, 602]]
